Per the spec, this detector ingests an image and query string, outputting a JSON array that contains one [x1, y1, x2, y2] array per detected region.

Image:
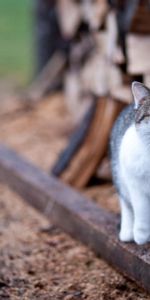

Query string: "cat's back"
[[110, 103, 135, 188], [110, 103, 134, 157]]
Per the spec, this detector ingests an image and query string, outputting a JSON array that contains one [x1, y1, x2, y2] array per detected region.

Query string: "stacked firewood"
[[37, 0, 150, 188]]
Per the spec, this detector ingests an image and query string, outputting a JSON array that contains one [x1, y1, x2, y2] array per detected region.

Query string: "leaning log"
[[52, 97, 124, 188], [0, 144, 150, 293], [24, 52, 66, 103], [51, 99, 97, 176]]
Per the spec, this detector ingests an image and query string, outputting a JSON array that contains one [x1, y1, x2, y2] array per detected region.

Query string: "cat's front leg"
[[119, 198, 134, 242], [131, 192, 150, 245]]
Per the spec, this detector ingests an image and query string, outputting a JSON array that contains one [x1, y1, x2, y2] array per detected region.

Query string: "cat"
[[110, 81, 150, 245]]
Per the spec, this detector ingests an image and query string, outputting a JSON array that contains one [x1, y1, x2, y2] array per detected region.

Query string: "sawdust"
[[0, 93, 149, 299]]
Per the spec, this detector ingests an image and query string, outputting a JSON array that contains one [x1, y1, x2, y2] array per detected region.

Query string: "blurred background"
[[1, 2, 150, 299], [1, 1, 149, 96], [0, 0, 150, 187], [0, 0, 32, 86]]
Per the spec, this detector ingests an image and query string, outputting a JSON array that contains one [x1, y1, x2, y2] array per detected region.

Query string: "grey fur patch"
[[110, 104, 134, 195]]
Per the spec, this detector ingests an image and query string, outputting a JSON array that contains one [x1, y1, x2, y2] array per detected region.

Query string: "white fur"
[[119, 124, 150, 244]]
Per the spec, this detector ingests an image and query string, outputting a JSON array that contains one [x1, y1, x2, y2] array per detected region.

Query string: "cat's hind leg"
[[131, 191, 150, 245], [119, 197, 134, 242]]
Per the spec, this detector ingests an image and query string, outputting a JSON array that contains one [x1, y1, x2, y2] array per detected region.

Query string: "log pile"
[[34, 0, 150, 187]]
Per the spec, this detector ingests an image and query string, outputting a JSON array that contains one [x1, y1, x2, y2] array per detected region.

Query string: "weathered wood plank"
[[0, 144, 150, 293]]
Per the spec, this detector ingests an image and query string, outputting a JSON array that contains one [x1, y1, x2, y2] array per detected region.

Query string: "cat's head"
[[132, 81, 150, 137]]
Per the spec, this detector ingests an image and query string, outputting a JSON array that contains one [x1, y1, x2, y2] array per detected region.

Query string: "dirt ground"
[[0, 93, 149, 300]]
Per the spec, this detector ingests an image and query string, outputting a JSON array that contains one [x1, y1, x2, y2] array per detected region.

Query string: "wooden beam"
[[0, 144, 150, 293]]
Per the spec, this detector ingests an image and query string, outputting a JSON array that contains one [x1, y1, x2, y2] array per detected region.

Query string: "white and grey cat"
[[110, 81, 150, 245]]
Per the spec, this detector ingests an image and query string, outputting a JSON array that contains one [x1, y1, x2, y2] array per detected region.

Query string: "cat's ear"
[[132, 81, 150, 108]]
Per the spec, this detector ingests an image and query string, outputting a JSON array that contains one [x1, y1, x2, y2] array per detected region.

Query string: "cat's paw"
[[119, 229, 133, 242], [134, 228, 150, 245]]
